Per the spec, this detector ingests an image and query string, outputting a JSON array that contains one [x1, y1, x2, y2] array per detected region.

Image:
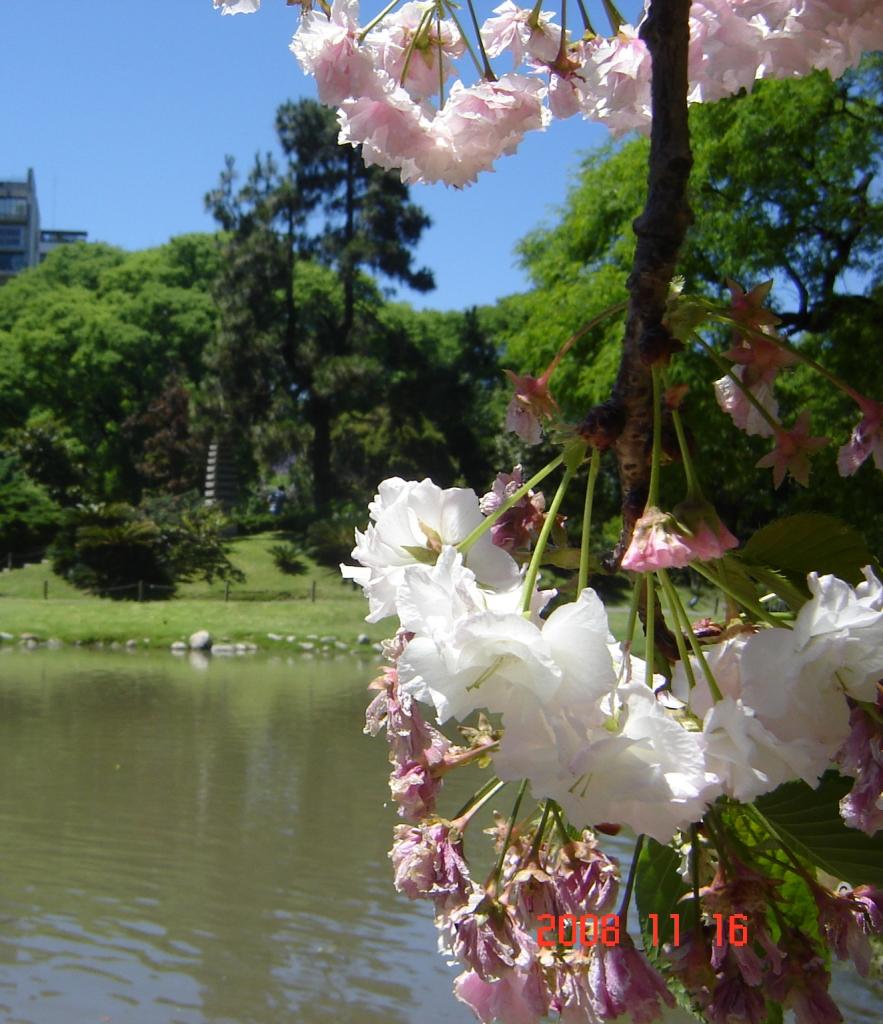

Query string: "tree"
[[0, 237, 218, 504], [203, 98, 436, 511], [500, 59, 883, 541]]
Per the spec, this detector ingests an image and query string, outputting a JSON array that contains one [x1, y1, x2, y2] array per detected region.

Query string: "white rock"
[[357, 633, 371, 645], [212, 644, 236, 655], [170, 641, 188, 653], [189, 630, 213, 650], [0, 631, 13, 641], [267, 632, 282, 641]]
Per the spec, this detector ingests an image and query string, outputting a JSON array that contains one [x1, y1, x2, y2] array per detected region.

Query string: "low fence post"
[[311, 580, 316, 603], [137, 580, 144, 602], [43, 580, 48, 600], [224, 581, 230, 603]]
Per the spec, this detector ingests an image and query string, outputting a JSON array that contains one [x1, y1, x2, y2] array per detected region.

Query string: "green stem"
[[575, 0, 595, 34], [521, 459, 579, 614], [660, 569, 696, 690], [464, 0, 496, 78], [601, 0, 625, 32], [689, 824, 702, 930], [399, 5, 435, 89], [670, 407, 702, 499], [658, 568, 723, 702], [550, 802, 572, 847], [436, 8, 445, 107], [623, 575, 642, 654], [693, 335, 781, 435], [647, 365, 663, 508], [555, 0, 568, 63], [458, 454, 564, 555], [491, 780, 528, 887], [528, 800, 553, 861], [452, 776, 505, 825], [578, 447, 601, 594], [691, 561, 786, 630], [359, 0, 402, 38], [617, 833, 645, 919], [645, 574, 656, 687], [440, 2, 485, 77]]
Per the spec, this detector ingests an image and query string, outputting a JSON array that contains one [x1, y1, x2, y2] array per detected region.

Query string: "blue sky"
[[1, 0, 641, 311]]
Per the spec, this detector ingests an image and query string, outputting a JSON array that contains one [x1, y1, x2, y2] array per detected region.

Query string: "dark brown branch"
[[609, 0, 694, 567]]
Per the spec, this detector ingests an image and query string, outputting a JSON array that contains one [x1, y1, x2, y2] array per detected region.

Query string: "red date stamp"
[[536, 913, 749, 948]]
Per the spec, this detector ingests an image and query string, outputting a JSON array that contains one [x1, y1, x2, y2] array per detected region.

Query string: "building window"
[[0, 252, 28, 272], [0, 197, 29, 221], [0, 225, 25, 249]]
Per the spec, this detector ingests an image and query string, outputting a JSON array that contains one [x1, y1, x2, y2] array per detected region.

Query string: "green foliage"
[[756, 772, 883, 888], [504, 59, 883, 542], [634, 837, 690, 956], [48, 496, 242, 598], [268, 542, 308, 577], [0, 236, 217, 504], [739, 512, 877, 593], [0, 454, 62, 555], [305, 505, 363, 568]]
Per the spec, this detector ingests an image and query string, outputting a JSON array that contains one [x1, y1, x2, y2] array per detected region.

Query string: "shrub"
[[49, 495, 243, 598], [269, 542, 308, 576], [0, 454, 63, 559]]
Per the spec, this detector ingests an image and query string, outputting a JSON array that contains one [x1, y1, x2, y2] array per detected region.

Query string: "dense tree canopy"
[[500, 58, 883, 542]]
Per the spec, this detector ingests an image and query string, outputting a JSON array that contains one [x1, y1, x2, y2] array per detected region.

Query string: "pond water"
[[0, 649, 879, 1024]]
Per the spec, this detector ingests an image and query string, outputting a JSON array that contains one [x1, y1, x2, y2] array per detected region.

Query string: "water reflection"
[[0, 650, 474, 1024], [0, 650, 878, 1023]]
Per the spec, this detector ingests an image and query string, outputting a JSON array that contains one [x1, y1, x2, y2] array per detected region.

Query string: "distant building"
[[0, 169, 87, 284]]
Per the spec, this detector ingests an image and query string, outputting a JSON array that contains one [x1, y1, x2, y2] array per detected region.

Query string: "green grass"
[[0, 531, 720, 648], [0, 532, 382, 646]]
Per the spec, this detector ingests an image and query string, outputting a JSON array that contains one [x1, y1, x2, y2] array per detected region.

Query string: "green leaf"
[[756, 771, 883, 887], [739, 562, 811, 611], [740, 514, 875, 591], [634, 838, 690, 957]]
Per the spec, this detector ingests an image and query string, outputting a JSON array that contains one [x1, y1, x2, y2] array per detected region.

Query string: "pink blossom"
[[365, 666, 451, 818], [813, 886, 875, 975], [714, 366, 779, 437], [454, 965, 550, 1024], [724, 279, 783, 333], [756, 411, 828, 487], [390, 821, 471, 907], [588, 932, 676, 1024], [621, 506, 695, 571], [837, 394, 883, 476], [837, 702, 883, 835], [707, 973, 767, 1024], [290, 0, 381, 106], [766, 930, 843, 1024], [504, 370, 559, 444], [480, 1, 562, 66], [337, 78, 436, 176], [214, 0, 260, 13], [673, 497, 740, 560], [479, 465, 546, 551], [430, 74, 550, 187], [687, 0, 767, 103], [365, 2, 464, 102], [579, 28, 653, 135], [446, 893, 529, 980]]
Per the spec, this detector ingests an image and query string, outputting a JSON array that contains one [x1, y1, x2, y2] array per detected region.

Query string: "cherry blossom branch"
[[610, 0, 693, 565]]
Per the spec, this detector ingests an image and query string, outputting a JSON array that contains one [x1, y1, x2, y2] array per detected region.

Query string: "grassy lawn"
[[0, 531, 720, 648], [0, 532, 383, 646]]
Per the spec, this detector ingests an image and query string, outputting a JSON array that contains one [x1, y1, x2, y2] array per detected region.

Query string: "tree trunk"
[[611, 0, 694, 564]]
